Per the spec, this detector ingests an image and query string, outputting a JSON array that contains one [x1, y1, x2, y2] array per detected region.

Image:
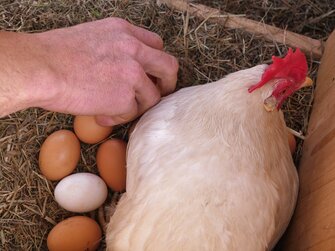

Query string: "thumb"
[[95, 114, 137, 127]]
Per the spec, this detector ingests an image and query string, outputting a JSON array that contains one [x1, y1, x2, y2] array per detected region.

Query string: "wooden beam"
[[279, 29, 335, 251], [158, 0, 324, 59]]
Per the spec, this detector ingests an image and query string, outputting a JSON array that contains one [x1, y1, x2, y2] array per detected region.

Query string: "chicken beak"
[[263, 77, 313, 112], [300, 77, 313, 88]]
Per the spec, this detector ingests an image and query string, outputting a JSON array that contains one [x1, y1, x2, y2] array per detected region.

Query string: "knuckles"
[[125, 60, 143, 80], [169, 55, 179, 75], [116, 35, 143, 59], [104, 17, 131, 29]]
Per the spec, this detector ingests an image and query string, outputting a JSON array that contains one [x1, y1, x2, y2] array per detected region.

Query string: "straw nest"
[[0, 0, 334, 250]]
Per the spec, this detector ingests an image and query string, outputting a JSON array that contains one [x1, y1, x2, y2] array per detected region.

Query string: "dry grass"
[[0, 0, 334, 250]]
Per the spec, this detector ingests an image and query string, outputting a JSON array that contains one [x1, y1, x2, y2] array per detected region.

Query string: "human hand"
[[0, 18, 178, 125]]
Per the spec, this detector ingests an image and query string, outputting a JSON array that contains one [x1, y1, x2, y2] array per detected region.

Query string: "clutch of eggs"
[[39, 115, 129, 251]]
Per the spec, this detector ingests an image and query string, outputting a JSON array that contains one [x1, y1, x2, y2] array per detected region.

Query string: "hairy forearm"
[[0, 31, 58, 116]]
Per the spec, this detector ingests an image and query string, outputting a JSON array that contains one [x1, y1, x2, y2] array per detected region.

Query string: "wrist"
[[20, 32, 66, 113], [0, 31, 64, 116]]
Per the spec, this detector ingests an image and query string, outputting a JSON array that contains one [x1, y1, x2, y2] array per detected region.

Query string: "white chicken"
[[106, 48, 312, 251]]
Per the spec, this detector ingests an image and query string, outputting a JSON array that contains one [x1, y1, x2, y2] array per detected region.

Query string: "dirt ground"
[[0, 0, 334, 250]]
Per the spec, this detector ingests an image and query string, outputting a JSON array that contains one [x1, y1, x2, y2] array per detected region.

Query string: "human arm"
[[0, 18, 179, 125]]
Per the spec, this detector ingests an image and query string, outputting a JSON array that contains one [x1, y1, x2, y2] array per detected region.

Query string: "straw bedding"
[[0, 0, 334, 250]]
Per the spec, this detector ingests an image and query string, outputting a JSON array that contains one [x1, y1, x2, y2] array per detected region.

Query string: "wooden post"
[[280, 30, 335, 250], [158, 0, 324, 59]]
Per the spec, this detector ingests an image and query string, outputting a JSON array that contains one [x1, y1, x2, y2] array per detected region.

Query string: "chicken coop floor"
[[0, 0, 334, 250]]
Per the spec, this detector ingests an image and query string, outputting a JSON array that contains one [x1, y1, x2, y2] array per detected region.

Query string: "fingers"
[[107, 17, 163, 50], [129, 25, 164, 50], [113, 19, 178, 95], [95, 98, 138, 126], [95, 115, 132, 127], [136, 46, 179, 96], [125, 22, 178, 95], [96, 68, 161, 127], [134, 72, 161, 115]]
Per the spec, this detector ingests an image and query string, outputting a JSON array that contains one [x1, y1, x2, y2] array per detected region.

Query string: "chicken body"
[[106, 64, 299, 251]]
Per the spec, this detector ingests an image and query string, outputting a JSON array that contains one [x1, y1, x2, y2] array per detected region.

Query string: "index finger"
[[137, 47, 179, 96], [129, 25, 164, 50]]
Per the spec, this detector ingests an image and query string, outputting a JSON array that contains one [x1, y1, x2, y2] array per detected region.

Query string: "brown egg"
[[39, 130, 80, 181], [96, 139, 127, 191], [74, 115, 113, 144], [47, 216, 102, 251], [287, 131, 296, 154]]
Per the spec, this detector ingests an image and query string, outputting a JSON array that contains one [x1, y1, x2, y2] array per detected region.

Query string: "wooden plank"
[[158, 0, 324, 59], [280, 30, 335, 250]]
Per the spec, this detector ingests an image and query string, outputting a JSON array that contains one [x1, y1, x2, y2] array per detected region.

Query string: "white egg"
[[54, 173, 108, 213]]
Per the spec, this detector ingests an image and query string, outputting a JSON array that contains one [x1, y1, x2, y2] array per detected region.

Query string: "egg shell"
[[47, 216, 101, 251], [96, 139, 127, 191], [287, 131, 296, 154], [39, 130, 80, 181], [54, 173, 108, 213], [74, 115, 113, 144]]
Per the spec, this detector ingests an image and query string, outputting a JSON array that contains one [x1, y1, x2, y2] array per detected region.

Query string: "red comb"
[[248, 48, 308, 93]]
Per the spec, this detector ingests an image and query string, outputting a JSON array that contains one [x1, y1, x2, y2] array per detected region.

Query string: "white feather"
[[106, 64, 298, 251]]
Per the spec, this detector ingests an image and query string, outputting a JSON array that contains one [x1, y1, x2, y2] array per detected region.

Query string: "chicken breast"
[[106, 64, 299, 251]]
